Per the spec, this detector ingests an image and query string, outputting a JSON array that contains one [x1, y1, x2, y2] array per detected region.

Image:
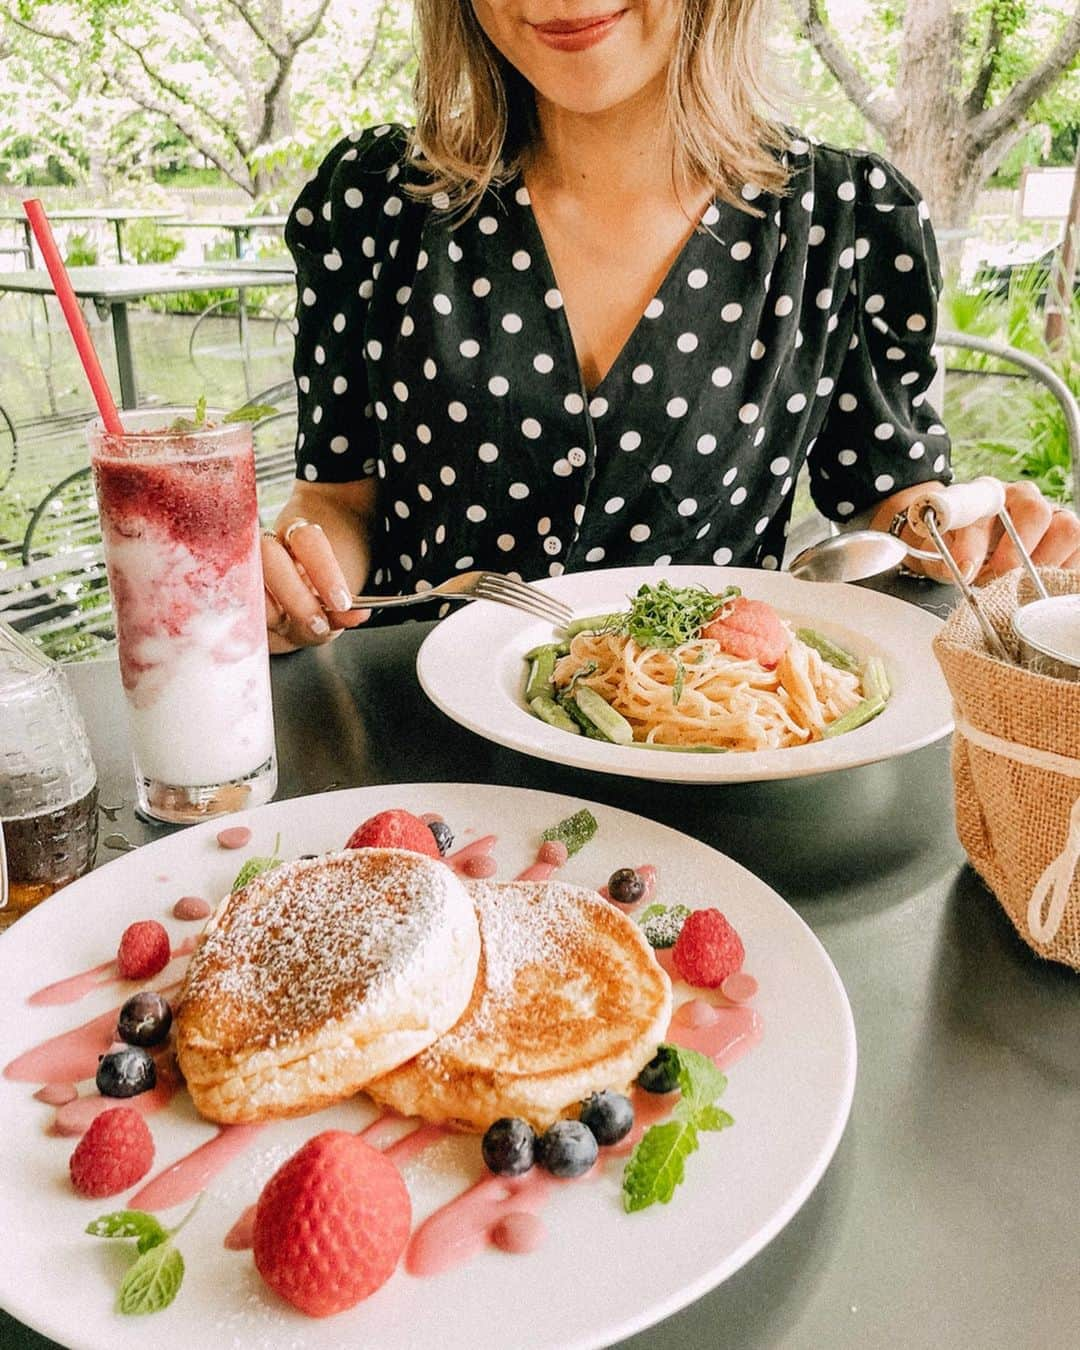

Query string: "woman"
[[263, 0, 1080, 651]]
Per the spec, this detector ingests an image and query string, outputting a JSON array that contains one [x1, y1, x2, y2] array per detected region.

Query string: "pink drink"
[[89, 412, 276, 823]]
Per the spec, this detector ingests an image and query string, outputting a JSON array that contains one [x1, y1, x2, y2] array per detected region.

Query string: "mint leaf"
[[116, 1242, 184, 1315], [674, 1046, 728, 1118], [695, 1105, 735, 1134], [87, 1211, 168, 1254], [193, 394, 207, 427], [541, 808, 598, 857], [622, 1119, 700, 1212], [224, 402, 278, 424], [231, 833, 282, 891]]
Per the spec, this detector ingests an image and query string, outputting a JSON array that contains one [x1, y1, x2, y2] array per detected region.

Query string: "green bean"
[[523, 640, 570, 661], [564, 612, 625, 638], [573, 685, 635, 744], [634, 742, 728, 753], [861, 656, 891, 704], [796, 627, 861, 673], [822, 697, 886, 738], [528, 695, 581, 734], [524, 646, 557, 702]]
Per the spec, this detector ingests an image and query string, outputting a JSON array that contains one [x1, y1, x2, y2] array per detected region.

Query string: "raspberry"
[[253, 1131, 411, 1318], [116, 921, 172, 981], [344, 809, 441, 858], [672, 908, 745, 988], [69, 1107, 155, 1198]]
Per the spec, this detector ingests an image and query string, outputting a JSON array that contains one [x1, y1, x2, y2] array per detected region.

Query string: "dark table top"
[[4, 580, 1079, 1349]]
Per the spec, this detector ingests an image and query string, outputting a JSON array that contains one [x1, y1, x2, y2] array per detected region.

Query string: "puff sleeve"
[[808, 154, 952, 522]]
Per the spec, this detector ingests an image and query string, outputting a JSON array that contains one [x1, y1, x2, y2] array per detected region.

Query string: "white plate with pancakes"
[[416, 565, 953, 783], [0, 783, 856, 1350]]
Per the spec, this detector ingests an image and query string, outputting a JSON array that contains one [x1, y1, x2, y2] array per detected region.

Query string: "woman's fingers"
[[278, 519, 368, 630], [906, 517, 994, 585], [980, 481, 1054, 578], [260, 532, 334, 642], [1030, 507, 1080, 569]]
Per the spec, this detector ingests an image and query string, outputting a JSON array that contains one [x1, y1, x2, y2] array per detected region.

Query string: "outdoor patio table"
[[0, 263, 295, 408], [1, 575, 1077, 1350], [170, 214, 289, 258], [0, 208, 184, 266]]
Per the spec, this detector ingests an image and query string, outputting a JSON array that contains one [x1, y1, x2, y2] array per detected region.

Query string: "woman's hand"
[[262, 480, 376, 653], [871, 479, 1080, 584]]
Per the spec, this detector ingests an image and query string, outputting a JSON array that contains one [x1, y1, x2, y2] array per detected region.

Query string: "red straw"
[[23, 198, 124, 436]]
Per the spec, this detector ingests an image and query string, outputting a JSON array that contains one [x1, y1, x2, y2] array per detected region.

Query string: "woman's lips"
[[531, 10, 626, 52]]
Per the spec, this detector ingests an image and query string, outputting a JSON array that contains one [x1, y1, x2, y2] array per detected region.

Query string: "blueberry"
[[636, 1046, 681, 1094], [96, 1047, 157, 1098], [428, 820, 454, 856], [481, 1117, 535, 1176], [117, 991, 172, 1048], [535, 1120, 599, 1178], [579, 1090, 634, 1146], [607, 868, 646, 905]]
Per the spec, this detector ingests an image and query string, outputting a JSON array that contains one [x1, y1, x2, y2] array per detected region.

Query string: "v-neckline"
[[514, 179, 721, 400]]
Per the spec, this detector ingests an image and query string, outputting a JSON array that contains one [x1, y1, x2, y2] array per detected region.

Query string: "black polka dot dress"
[[286, 124, 951, 608]]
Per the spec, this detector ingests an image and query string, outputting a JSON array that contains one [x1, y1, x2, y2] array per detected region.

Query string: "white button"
[[543, 536, 562, 555], [567, 447, 587, 468]]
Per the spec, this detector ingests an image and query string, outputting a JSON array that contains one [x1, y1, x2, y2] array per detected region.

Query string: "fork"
[[349, 570, 573, 626]]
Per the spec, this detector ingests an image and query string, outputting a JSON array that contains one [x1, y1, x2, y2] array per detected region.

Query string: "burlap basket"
[[933, 567, 1080, 970]]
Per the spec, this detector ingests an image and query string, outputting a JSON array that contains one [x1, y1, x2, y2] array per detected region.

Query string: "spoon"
[[785, 529, 915, 584]]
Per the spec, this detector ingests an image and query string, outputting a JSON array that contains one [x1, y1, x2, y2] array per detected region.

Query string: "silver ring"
[[283, 517, 320, 548], [260, 528, 281, 544]]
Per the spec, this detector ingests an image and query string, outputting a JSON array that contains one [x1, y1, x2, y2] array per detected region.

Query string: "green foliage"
[[124, 219, 183, 264], [62, 230, 98, 267]]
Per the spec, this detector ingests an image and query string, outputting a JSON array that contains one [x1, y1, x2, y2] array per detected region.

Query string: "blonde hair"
[[409, 0, 789, 216]]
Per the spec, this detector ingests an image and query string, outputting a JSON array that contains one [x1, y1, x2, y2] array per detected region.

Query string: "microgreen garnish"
[[622, 1045, 733, 1212], [231, 832, 283, 891], [612, 582, 740, 651], [87, 1197, 201, 1315], [638, 903, 691, 949], [541, 808, 598, 857]]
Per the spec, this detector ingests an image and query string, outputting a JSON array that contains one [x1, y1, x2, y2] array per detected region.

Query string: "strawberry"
[[253, 1131, 411, 1318], [672, 908, 745, 988], [345, 809, 441, 858], [69, 1107, 155, 1197], [116, 920, 172, 981]]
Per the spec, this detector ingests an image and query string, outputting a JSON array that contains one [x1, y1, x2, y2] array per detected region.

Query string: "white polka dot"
[[301, 286, 316, 306], [416, 424, 432, 443], [466, 504, 487, 522], [448, 401, 467, 422], [874, 422, 895, 440], [438, 464, 454, 484], [787, 393, 807, 414], [933, 454, 948, 473], [677, 332, 699, 353], [651, 464, 672, 483], [564, 392, 585, 414], [416, 249, 429, 270], [770, 456, 790, 476], [515, 185, 530, 205], [808, 224, 826, 245], [497, 533, 515, 552], [754, 427, 766, 447], [298, 375, 310, 393], [533, 354, 554, 374], [837, 181, 856, 201], [738, 403, 759, 424], [816, 288, 834, 309], [697, 434, 717, 455], [712, 366, 732, 388], [801, 191, 815, 211], [512, 250, 531, 270], [455, 556, 473, 570], [885, 346, 905, 362], [722, 467, 739, 487], [909, 441, 926, 460], [817, 377, 834, 397], [589, 397, 608, 417], [838, 247, 855, 268], [630, 523, 651, 542], [667, 397, 689, 418], [473, 277, 491, 297], [418, 484, 432, 502], [838, 449, 858, 467], [742, 183, 762, 201], [775, 295, 794, 317], [333, 312, 348, 334], [544, 288, 563, 309], [906, 313, 927, 332], [632, 364, 654, 384], [331, 376, 348, 395], [713, 547, 733, 565], [314, 344, 326, 365], [687, 268, 708, 289], [393, 500, 410, 519], [521, 418, 541, 439], [459, 338, 480, 358], [573, 504, 585, 525], [703, 203, 721, 225], [294, 207, 314, 227], [677, 498, 697, 517], [400, 315, 414, 336], [552, 459, 572, 477], [855, 237, 870, 260], [874, 474, 895, 492], [385, 194, 404, 217], [313, 404, 324, 423], [361, 236, 375, 258], [604, 496, 624, 514], [894, 253, 914, 272], [900, 370, 920, 386], [509, 481, 530, 499], [721, 303, 743, 322], [585, 547, 606, 563], [488, 375, 509, 396], [731, 241, 752, 261], [391, 443, 407, 463], [303, 463, 317, 480], [433, 293, 452, 315], [644, 298, 664, 319], [836, 501, 855, 516], [865, 294, 885, 315], [751, 340, 766, 360], [501, 313, 523, 333], [620, 431, 641, 451], [868, 166, 887, 190], [731, 486, 747, 506], [478, 216, 498, 234], [754, 516, 770, 535]]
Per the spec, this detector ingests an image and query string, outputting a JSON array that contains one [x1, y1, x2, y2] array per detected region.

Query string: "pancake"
[[366, 879, 673, 1132], [175, 848, 481, 1124]]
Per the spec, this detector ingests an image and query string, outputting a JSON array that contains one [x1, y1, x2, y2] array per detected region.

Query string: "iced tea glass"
[[88, 410, 277, 823]]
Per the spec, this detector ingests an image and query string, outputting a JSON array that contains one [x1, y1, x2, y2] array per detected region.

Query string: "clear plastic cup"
[[0, 623, 99, 926], [88, 409, 277, 823]]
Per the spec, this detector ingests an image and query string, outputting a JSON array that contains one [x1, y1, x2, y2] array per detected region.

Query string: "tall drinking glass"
[[89, 410, 277, 823]]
